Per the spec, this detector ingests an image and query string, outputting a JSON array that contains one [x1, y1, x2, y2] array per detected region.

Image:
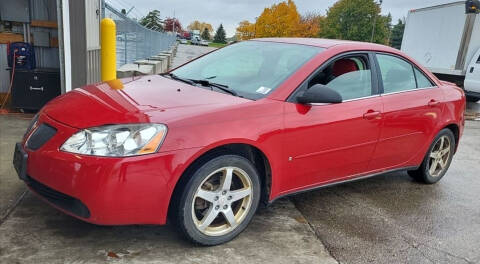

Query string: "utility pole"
[[370, 0, 383, 43]]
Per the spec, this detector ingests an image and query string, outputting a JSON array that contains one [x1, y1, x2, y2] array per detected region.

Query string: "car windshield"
[[170, 41, 324, 100]]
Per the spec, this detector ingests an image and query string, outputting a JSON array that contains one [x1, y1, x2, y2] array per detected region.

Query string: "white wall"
[[0, 44, 10, 93]]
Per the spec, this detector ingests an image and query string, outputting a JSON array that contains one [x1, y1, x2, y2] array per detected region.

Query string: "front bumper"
[[19, 113, 200, 225]]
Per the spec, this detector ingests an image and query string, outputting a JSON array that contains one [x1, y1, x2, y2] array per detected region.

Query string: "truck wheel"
[[174, 155, 261, 245], [408, 129, 455, 184], [466, 95, 479, 102]]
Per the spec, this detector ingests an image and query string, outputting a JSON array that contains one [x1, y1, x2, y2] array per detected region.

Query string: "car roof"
[[252, 38, 397, 52]]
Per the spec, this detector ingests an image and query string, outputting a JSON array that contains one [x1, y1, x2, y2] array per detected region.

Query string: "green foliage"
[[208, 42, 228, 48], [139, 10, 163, 32], [201, 27, 211, 40], [213, 24, 227, 43], [390, 18, 405, 49], [319, 0, 391, 44]]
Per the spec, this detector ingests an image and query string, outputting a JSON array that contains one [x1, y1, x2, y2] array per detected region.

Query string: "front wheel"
[[174, 155, 261, 245], [408, 129, 455, 184]]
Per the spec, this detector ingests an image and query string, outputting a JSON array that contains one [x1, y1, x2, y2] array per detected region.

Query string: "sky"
[[106, 0, 456, 37]]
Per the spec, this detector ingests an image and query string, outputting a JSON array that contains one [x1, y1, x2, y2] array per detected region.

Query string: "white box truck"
[[401, 0, 480, 101]]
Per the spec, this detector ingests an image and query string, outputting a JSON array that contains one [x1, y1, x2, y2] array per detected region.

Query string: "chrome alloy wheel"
[[428, 135, 451, 177], [192, 166, 253, 236]]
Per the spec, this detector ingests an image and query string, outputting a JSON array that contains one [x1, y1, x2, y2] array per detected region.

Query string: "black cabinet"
[[11, 69, 61, 111]]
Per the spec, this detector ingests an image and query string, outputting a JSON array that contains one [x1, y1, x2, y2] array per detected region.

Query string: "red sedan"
[[14, 38, 465, 245]]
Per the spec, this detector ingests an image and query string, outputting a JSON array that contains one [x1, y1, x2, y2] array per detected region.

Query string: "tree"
[[235, 0, 321, 40], [319, 0, 391, 44], [139, 10, 163, 32], [390, 18, 405, 49], [255, 0, 302, 38], [187, 21, 213, 34], [213, 24, 227, 43], [201, 27, 211, 40], [296, 13, 322, 37], [236, 20, 256, 40], [164, 17, 182, 33]]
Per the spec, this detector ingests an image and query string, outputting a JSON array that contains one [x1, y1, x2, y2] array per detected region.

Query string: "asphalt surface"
[[293, 120, 480, 264]]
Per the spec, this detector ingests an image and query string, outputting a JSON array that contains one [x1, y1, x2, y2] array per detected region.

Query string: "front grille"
[[26, 123, 57, 150], [26, 176, 90, 219]]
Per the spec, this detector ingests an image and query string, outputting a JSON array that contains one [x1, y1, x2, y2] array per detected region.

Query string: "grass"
[[181, 40, 227, 48], [208, 42, 228, 48]]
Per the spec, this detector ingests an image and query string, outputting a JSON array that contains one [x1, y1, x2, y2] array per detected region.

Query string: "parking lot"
[[1, 44, 480, 263], [171, 44, 216, 68]]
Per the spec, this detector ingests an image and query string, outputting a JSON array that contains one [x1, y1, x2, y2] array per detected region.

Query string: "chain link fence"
[[103, 2, 177, 67]]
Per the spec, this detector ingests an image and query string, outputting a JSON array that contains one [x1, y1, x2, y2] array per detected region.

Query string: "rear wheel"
[[174, 155, 261, 245], [408, 129, 455, 184]]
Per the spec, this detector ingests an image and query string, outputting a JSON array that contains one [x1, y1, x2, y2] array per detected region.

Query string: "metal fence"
[[103, 3, 176, 67]]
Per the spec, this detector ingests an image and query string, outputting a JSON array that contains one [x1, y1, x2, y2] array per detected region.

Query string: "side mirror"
[[296, 84, 343, 104]]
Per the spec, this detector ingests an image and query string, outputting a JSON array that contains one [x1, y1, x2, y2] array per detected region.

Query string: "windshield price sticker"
[[256, 86, 272, 94]]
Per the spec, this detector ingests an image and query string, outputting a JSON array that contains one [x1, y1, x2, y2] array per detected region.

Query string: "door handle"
[[363, 110, 381, 120], [29, 86, 44, 92], [470, 67, 474, 73], [428, 99, 440, 107]]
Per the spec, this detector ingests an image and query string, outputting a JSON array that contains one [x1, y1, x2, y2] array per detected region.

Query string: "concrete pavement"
[[170, 44, 216, 69], [0, 196, 336, 264], [0, 115, 31, 222]]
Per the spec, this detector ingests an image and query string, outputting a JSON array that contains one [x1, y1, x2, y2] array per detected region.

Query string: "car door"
[[281, 53, 383, 192], [368, 53, 444, 171], [464, 48, 480, 94]]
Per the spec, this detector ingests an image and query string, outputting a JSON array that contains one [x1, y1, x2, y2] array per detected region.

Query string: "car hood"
[[43, 75, 251, 129]]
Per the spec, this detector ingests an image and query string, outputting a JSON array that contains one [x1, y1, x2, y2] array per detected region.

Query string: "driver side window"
[[308, 55, 373, 101]]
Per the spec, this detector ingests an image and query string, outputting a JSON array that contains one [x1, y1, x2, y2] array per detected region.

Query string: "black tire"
[[466, 95, 479, 102], [408, 129, 456, 184], [174, 155, 261, 246]]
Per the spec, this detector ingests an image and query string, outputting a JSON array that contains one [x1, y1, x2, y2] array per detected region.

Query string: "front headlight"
[[60, 124, 167, 157]]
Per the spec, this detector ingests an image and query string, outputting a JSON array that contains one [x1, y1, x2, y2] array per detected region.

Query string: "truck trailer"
[[401, 0, 480, 101]]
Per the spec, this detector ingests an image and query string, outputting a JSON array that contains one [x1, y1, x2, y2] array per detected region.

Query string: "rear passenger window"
[[414, 68, 434, 88], [377, 54, 416, 93]]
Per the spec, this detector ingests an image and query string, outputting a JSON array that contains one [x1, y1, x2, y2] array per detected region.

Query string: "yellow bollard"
[[107, 79, 124, 90], [101, 18, 117, 81]]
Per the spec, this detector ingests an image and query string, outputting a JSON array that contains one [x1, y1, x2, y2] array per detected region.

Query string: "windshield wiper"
[[162, 73, 239, 97], [162, 73, 196, 86], [188, 79, 239, 96]]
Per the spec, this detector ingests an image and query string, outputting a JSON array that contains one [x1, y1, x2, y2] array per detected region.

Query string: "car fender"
[[163, 137, 278, 216]]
